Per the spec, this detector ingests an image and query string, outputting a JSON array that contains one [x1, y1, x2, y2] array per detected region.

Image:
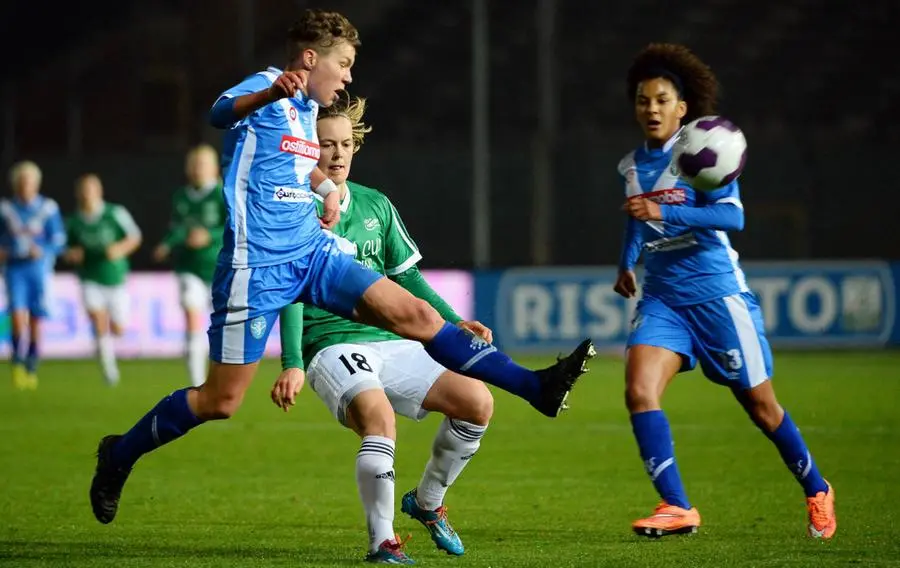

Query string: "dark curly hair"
[[626, 43, 719, 121], [287, 9, 360, 61]]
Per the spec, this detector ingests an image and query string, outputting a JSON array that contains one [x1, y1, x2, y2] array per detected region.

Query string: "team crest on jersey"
[[364, 218, 380, 231], [249, 316, 267, 339], [288, 107, 298, 121]]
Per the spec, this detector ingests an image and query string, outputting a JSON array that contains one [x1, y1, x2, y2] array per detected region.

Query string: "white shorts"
[[178, 272, 212, 311], [307, 339, 446, 425], [82, 282, 130, 328]]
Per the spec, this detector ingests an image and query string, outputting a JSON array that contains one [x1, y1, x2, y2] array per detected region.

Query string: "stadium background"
[[1, 0, 897, 356]]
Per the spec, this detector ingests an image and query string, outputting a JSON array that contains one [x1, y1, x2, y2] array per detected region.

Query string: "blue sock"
[[764, 411, 828, 498], [425, 322, 540, 402], [10, 333, 22, 365], [631, 410, 691, 509], [111, 388, 204, 469], [25, 339, 38, 373]]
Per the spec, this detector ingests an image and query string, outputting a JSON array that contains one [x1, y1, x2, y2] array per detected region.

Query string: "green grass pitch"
[[1, 351, 899, 567]]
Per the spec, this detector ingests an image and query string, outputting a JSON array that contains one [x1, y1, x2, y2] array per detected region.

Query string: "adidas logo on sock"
[[375, 470, 395, 482]]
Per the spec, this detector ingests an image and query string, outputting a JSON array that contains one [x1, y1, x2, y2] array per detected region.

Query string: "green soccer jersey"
[[66, 203, 141, 286], [300, 181, 423, 365], [161, 184, 226, 283]]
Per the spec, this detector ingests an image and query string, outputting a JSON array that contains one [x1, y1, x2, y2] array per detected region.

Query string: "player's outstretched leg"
[[403, 373, 492, 556], [354, 279, 595, 417], [734, 381, 836, 539], [89, 362, 255, 523], [627, 345, 700, 538]]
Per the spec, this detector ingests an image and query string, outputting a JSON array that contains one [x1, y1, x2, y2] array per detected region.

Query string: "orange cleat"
[[632, 502, 701, 538], [806, 481, 836, 539]]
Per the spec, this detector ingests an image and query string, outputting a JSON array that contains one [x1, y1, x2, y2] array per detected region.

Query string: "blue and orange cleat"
[[632, 501, 701, 538], [807, 481, 837, 539], [401, 489, 464, 556], [364, 535, 415, 565]]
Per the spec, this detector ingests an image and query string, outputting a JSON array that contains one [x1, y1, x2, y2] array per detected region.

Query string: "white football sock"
[[357, 435, 396, 552], [416, 417, 487, 511], [97, 334, 119, 386], [186, 331, 207, 387]]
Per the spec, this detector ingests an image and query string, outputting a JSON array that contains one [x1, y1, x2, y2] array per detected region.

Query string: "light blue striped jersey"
[[0, 195, 66, 265], [215, 66, 324, 268], [618, 134, 749, 307]]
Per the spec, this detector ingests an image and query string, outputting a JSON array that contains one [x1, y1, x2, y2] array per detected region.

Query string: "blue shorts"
[[627, 291, 774, 389], [208, 233, 383, 364], [5, 262, 50, 317]]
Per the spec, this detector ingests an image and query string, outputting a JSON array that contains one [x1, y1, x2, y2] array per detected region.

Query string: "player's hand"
[[268, 71, 307, 102], [28, 244, 42, 260], [319, 191, 341, 229], [458, 320, 493, 344], [623, 198, 663, 222], [106, 243, 125, 261], [614, 270, 638, 298], [271, 368, 305, 412], [186, 227, 211, 249], [64, 246, 85, 265], [152, 244, 170, 262]]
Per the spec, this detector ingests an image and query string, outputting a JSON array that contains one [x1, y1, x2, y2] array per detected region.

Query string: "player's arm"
[[109, 206, 143, 260], [628, 183, 745, 231], [391, 267, 462, 324], [62, 217, 84, 265], [155, 195, 188, 261], [44, 202, 67, 258], [619, 217, 644, 272], [272, 303, 305, 412], [209, 72, 306, 129]]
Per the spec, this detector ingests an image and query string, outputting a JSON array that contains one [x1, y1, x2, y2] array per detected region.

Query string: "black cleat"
[[532, 338, 596, 417], [90, 435, 132, 524]]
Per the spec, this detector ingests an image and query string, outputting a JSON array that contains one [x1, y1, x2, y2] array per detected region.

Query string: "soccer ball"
[[675, 116, 747, 191]]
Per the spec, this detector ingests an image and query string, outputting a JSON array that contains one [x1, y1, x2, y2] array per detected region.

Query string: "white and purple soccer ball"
[[675, 116, 747, 191]]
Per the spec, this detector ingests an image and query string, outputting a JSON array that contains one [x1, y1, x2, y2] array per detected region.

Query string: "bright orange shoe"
[[806, 481, 836, 539], [632, 502, 701, 537]]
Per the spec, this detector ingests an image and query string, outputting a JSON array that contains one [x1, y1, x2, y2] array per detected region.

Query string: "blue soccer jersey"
[[618, 134, 749, 307], [214, 67, 324, 268], [0, 195, 66, 317]]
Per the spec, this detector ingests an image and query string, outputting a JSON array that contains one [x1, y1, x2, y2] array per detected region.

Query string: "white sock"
[[186, 332, 207, 387], [357, 435, 396, 552], [97, 334, 119, 385], [416, 418, 487, 511]]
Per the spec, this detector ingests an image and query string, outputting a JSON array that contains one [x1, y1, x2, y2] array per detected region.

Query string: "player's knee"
[[625, 376, 660, 413], [468, 388, 494, 426], [394, 298, 442, 338], [347, 392, 396, 438], [195, 388, 243, 420], [110, 321, 124, 337]]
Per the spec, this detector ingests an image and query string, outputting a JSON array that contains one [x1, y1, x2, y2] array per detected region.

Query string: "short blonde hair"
[[9, 160, 42, 187], [187, 143, 219, 168], [317, 91, 372, 153]]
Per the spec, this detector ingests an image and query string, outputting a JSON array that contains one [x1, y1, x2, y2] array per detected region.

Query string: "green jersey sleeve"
[[381, 197, 422, 276], [112, 205, 141, 239], [279, 303, 305, 371]]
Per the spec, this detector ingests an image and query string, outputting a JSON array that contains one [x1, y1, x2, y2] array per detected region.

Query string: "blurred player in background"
[[614, 43, 836, 539], [90, 9, 593, 532], [64, 174, 142, 386], [0, 161, 66, 389], [153, 144, 226, 387], [273, 94, 491, 563]]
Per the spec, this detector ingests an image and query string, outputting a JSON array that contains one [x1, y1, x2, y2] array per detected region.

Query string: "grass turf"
[[1, 351, 898, 567]]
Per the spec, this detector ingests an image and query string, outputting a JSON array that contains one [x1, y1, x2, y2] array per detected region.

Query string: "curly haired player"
[[615, 43, 836, 539]]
